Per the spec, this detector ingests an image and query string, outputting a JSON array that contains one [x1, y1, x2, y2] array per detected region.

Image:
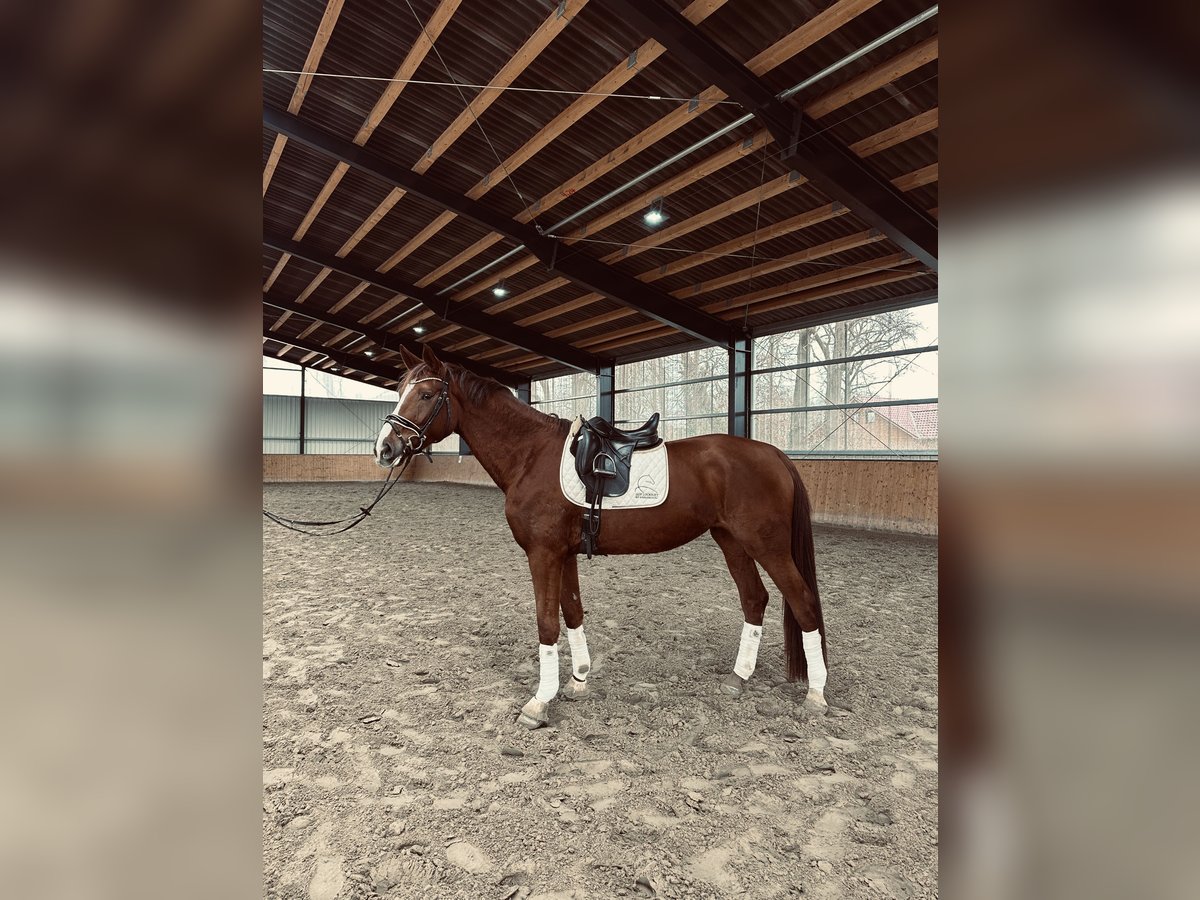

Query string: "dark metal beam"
[[750, 289, 938, 341], [596, 364, 615, 424], [728, 335, 751, 438], [605, 0, 938, 270], [263, 333, 406, 385], [263, 230, 601, 373], [262, 291, 522, 387], [298, 366, 307, 454], [265, 106, 734, 345]]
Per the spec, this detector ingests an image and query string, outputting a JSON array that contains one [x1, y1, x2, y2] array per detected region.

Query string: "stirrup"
[[591, 452, 616, 479]]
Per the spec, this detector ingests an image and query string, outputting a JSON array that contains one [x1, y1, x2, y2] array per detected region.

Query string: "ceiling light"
[[413, 326, 426, 334], [364, 350, 374, 357], [492, 283, 509, 298], [643, 198, 667, 228]]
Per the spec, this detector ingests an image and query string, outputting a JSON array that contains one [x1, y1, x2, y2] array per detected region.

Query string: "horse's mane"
[[451, 365, 571, 437]]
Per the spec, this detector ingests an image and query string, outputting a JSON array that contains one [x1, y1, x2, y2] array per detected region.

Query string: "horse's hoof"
[[562, 678, 591, 701], [802, 690, 829, 715], [517, 698, 549, 729], [720, 673, 746, 697]]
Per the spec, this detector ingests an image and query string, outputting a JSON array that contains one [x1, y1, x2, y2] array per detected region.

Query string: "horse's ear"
[[397, 345, 421, 373], [421, 342, 446, 376]]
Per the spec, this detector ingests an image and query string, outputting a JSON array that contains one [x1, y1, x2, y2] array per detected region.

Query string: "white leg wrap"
[[566, 626, 591, 682], [802, 629, 826, 692], [534, 643, 560, 702], [733, 622, 763, 680]]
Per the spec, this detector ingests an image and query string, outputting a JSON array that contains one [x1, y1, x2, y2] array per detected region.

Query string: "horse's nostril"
[[379, 444, 394, 462]]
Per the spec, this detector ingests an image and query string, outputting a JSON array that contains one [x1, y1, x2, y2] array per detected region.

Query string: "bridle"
[[383, 376, 451, 453]]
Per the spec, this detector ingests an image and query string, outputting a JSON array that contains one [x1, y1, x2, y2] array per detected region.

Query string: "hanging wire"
[[439, 72, 938, 297], [546, 234, 921, 274], [741, 144, 772, 334], [747, 312, 937, 459], [635, 72, 939, 237], [399, 0, 543, 228], [262, 68, 742, 105], [793, 333, 939, 458]]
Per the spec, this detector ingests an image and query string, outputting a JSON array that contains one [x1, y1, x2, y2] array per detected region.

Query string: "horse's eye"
[[421, 393, 432, 401]]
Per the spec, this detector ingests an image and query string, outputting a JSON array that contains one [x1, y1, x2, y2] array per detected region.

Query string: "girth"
[[569, 413, 662, 558]]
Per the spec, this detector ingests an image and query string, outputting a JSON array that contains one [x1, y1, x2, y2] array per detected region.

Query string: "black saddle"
[[569, 413, 662, 558]]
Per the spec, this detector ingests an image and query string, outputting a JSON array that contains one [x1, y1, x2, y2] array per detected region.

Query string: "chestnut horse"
[[376, 345, 828, 729]]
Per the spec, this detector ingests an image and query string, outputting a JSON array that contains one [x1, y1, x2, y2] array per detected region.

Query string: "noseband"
[[383, 376, 451, 452]]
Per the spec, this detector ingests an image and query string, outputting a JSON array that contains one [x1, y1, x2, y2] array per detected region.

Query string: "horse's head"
[[375, 344, 455, 467]]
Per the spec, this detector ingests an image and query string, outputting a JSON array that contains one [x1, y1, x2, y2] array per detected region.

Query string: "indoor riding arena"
[[263, 2, 938, 898]]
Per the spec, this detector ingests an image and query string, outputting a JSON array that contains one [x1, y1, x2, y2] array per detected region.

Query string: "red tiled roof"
[[877, 402, 937, 439]]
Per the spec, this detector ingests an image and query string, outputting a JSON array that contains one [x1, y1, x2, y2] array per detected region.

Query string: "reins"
[[262, 453, 416, 536], [262, 376, 451, 537]]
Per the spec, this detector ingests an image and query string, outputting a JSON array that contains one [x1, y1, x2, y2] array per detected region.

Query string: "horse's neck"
[[453, 386, 559, 493]]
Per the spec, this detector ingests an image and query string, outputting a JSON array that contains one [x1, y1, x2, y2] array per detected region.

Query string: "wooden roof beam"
[[329, 0, 591, 274], [264, 229, 601, 372], [263, 333, 402, 386], [416, 2, 885, 298], [353, 9, 926, 324], [262, 291, 522, 386], [608, 0, 937, 269], [266, 108, 733, 347], [435, 96, 933, 315], [269, 0, 463, 297], [466, 0, 730, 202], [262, 0, 347, 196]]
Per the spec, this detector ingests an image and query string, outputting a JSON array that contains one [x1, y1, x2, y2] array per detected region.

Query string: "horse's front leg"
[[559, 554, 592, 700], [517, 548, 566, 729]]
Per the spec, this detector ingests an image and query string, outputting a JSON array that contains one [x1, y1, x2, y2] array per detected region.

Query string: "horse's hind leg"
[[712, 528, 770, 697], [754, 549, 828, 713], [558, 554, 592, 700]]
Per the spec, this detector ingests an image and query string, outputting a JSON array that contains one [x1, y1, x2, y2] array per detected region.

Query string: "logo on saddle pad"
[[634, 474, 659, 500]]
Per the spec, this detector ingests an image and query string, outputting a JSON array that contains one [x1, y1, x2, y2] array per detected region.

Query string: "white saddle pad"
[[559, 433, 669, 509]]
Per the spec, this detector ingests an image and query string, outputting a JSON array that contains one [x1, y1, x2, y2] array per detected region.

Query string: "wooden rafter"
[[262, 0, 347, 196], [264, 1, 937, 378], [355, 1, 886, 327], [413, 0, 589, 176], [516, 154, 936, 331], [334, 0, 588, 269], [276, 0, 585, 335], [552, 260, 928, 357], [670, 229, 888, 299], [483, 244, 927, 367], [269, 108, 733, 346], [806, 36, 938, 119], [602, 0, 937, 267], [850, 107, 937, 157], [638, 201, 849, 281], [390, 0, 732, 285], [467, 0, 730, 200], [409, 61, 937, 328], [439, 158, 925, 350], [512, 0, 885, 227], [269, 0, 462, 296]]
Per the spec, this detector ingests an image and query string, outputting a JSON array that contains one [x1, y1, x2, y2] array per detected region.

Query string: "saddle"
[[569, 413, 662, 558]]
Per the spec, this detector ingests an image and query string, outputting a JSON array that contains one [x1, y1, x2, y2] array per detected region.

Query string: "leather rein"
[[261, 376, 451, 537]]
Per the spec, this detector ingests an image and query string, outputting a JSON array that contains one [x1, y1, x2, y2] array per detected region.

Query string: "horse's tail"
[[781, 456, 825, 681]]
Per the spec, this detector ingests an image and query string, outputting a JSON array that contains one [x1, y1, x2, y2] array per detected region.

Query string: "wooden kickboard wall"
[[264, 454, 937, 535]]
